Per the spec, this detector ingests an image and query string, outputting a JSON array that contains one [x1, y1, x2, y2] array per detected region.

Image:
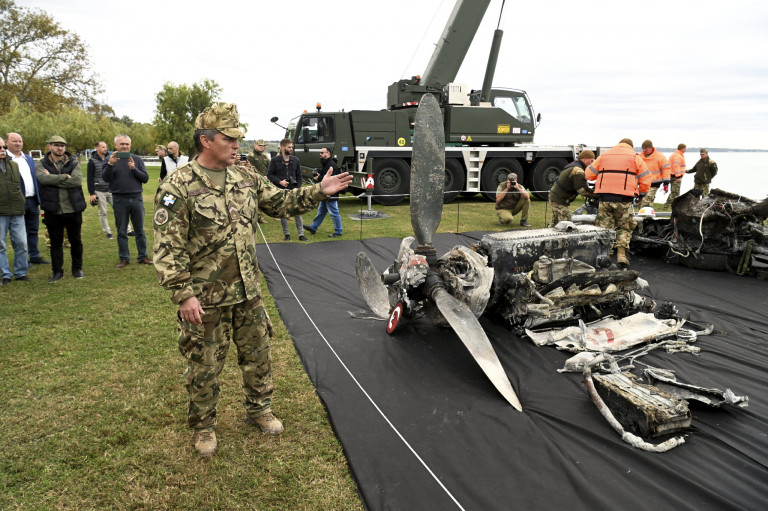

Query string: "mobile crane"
[[273, 0, 595, 204]]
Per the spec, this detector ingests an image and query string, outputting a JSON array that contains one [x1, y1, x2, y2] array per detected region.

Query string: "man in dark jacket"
[[0, 136, 30, 285], [548, 150, 595, 227], [87, 141, 116, 239], [35, 136, 86, 282], [5, 132, 47, 264], [267, 138, 307, 241], [686, 148, 718, 197], [304, 146, 343, 237], [103, 134, 151, 268]]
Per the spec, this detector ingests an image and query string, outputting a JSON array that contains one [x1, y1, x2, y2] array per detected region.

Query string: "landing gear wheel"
[[387, 302, 404, 334]]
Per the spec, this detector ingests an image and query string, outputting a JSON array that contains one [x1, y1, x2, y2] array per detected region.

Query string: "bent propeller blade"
[[432, 287, 523, 411], [410, 94, 445, 247], [355, 252, 391, 319]]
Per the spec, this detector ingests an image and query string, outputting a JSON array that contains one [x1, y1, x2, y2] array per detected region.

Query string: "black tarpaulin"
[[257, 232, 768, 511]]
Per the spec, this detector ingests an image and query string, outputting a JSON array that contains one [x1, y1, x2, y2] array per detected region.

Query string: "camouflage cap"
[[255, 139, 266, 146], [46, 135, 67, 145], [195, 102, 244, 138], [700, 148, 708, 154]]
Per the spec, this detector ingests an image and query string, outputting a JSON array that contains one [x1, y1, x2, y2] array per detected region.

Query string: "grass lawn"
[[1, 163, 597, 510]]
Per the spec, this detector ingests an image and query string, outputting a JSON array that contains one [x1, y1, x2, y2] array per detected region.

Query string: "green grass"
[[1, 165, 597, 510]]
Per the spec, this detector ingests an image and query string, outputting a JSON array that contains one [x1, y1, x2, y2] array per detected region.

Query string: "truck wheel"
[[480, 159, 523, 201], [443, 159, 465, 203], [531, 158, 568, 201], [373, 158, 410, 205]]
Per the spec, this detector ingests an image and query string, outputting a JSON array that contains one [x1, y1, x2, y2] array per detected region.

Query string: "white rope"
[[257, 224, 467, 511]]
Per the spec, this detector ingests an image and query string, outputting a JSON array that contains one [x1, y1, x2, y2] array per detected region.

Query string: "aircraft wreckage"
[[355, 95, 748, 451], [573, 188, 768, 278]]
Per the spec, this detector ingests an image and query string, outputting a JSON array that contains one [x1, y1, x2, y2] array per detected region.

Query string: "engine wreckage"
[[354, 96, 748, 451]]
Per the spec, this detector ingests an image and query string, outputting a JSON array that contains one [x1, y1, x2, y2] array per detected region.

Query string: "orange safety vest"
[[669, 150, 686, 178], [639, 148, 671, 185], [586, 143, 651, 197]]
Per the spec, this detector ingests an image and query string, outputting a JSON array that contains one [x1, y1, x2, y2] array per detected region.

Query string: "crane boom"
[[420, 0, 492, 90]]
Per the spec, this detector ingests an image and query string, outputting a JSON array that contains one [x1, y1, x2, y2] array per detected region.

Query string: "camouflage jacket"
[[153, 160, 327, 306], [246, 150, 270, 176]]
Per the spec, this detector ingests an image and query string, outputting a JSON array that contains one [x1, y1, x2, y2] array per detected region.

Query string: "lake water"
[[659, 151, 767, 202]]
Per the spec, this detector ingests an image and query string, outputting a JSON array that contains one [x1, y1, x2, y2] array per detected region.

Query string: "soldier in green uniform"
[[153, 103, 352, 457], [246, 139, 271, 224], [686, 148, 718, 197], [495, 172, 531, 227], [547, 150, 595, 227]]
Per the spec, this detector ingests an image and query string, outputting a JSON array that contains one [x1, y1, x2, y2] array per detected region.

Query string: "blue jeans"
[[0, 215, 29, 279], [24, 198, 41, 259], [113, 194, 147, 261], [309, 200, 342, 234]]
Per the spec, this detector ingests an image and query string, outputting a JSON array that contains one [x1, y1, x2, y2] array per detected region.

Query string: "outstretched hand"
[[320, 168, 353, 196]]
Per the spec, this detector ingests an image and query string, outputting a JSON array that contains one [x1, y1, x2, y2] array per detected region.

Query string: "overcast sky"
[[21, 0, 768, 150]]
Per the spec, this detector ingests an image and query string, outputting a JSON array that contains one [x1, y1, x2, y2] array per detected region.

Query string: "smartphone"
[[240, 154, 247, 162], [116, 151, 130, 158]]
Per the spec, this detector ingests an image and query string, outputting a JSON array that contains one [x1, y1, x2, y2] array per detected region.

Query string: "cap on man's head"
[[578, 149, 595, 160], [46, 135, 67, 145], [700, 148, 708, 154], [507, 173, 518, 181], [195, 102, 244, 139], [642, 140, 653, 149], [255, 139, 266, 146], [619, 138, 634, 147]]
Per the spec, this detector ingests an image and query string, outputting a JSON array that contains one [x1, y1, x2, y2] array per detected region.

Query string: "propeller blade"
[[410, 94, 445, 247], [356, 252, 391, 319], [432, 287, 523, 411]]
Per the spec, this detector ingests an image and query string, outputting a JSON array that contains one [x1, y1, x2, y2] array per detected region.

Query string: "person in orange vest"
[[585, 138, 651, 267], [638, 139, 671, 208], [663, 143, 687, 209]]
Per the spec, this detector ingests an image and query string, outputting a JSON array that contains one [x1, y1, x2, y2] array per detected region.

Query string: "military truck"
[[273, 0, 595, 205]]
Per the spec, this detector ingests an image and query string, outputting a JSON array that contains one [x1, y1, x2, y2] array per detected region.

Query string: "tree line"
[[0, 0, 221, 156]]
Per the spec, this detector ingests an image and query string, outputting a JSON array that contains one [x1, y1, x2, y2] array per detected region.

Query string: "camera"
[[287, 176, 297, 186], [240, 154, 247, 162]]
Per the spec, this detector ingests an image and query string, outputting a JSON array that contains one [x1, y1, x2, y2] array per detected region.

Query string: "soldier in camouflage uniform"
[[686, 148, 718, 197], [153, 102, 352, 457], [548, 150, 595, 227], [246, 139, 270, 224], [585, 138, 651, 267]]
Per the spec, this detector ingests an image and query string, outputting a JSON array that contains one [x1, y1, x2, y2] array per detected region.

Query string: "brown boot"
[[193, 429, 218, 457], [245, 412, 284, 435], [616, 246, 630, 267]]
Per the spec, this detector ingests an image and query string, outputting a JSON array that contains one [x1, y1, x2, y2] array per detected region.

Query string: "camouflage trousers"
[[662, 177, 682, 209], [595, 201, 637, 250], [177, 295, 274, 430], [693, 182, 710, 196], [639, 185, 659, 208], [548, 202, 572, 227], [496, 199, 530, 225]]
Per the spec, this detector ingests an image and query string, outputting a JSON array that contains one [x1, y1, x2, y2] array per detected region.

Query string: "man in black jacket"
[[35, 136, 87, 282], [103, 135, 151, 268], [267, 138, 307, 241], [304, 147, 343, 237]]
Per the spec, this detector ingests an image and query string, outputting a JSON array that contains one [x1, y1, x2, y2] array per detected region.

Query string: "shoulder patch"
[[161, 193, 179, 207], [154, 208, 169, 226]]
